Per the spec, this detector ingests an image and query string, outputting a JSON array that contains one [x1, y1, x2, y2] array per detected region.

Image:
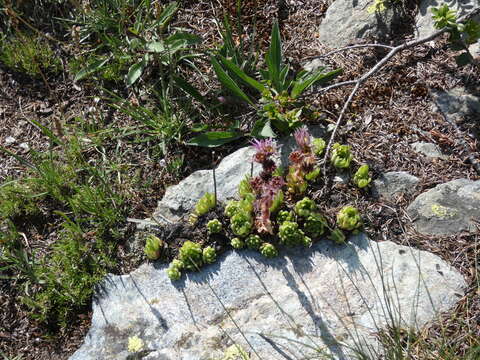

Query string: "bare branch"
[[319, 7, 480, 169]]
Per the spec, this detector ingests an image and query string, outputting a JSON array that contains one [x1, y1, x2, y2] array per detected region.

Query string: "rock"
[[153, 126, 326, 224], [407, 179, 480, 235], [18, 142, 30, 152], [431, 87, 480, 124], [411, 141, 447, 159], [70, 234, 466, 360], [372, 171, 420, 199], [318, 0, 402, 48], [4, 136, 16, 146]]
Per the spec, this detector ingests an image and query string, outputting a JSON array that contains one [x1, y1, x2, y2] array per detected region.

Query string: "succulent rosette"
[[337, 206, 362, 231]]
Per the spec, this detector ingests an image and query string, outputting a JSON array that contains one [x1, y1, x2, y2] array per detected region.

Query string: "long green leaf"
[[217, 55, 266, 94], [74, 57, 110, 82], [173, 75, 206, 104], [291, 68, 342, 98], [125, 60, 146, 86], [250, 119, 276, 138], [148, 1, 178, 31], [29, 119, 64, 146], [265, 21, 282, 91], [211, 56, 254, 106], [187, 131, 242, 147]]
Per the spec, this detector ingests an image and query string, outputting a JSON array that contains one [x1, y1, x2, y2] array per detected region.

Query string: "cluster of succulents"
[[167, 241, 218, 280], [165, 127, 371, 281], [189, 192, 216, 224]]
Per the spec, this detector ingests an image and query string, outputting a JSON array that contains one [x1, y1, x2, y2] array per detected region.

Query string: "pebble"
[[4, 136, 16, 145]]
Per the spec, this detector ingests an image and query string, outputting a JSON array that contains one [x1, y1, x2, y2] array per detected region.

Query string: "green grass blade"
[[211, 56, 255, 106], [187, 131, 242, 147], [173, 75, 206, 104]]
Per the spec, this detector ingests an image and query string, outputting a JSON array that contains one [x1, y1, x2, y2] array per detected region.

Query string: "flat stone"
[[153, 126, 326, 224], [431, 87, 480, 124], [411, 142, 447, 159], [70, 234, 466, 360], [318, 0, 402, 48], [372, 171, 420, 199], [407, 179, 480, 235]]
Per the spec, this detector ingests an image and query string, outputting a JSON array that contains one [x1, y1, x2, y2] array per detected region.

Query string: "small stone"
[[431, 87, 480, 125], [18, 142, 30, 152], [411, 142, 447, 160], [407, 179, 480, 235], [372, 171, 420, 199], [4, 136, 16, 145]]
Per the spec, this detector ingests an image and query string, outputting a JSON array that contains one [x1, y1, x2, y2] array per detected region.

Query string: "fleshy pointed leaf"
[[291, 68, 342, 98], [265, 21, 282, 91], [217, 55, 266, 94], [211, 56, 255, 106]]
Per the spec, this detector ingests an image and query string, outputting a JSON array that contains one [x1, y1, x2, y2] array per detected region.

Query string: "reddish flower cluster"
[[287, 126, 318, 193], [249, 139, 284, 234]]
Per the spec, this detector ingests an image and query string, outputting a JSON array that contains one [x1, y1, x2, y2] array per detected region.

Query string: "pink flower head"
[[251, 138, 278, 163], [294, 126, 311, 152]]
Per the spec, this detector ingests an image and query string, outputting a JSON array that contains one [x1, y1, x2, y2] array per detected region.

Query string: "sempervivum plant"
[[144, 235, 163, 260], [286, 126, 322, 194], [278, 221, 306, 247], [353, 164, 371, 189], [304, 213, 328, 237], [337, 206, 362, 231], [260, 243, 278, 258], [246, 234, 262, 249], [294, 197, 317, 217], [231, 237, 245, 249], [276, 210, 294, 224], [207, 219, 222, 234], [230, 211, 253, 237], [178, 241, 203, 271], [167, 259, 184, 281], [249, 138, 285, 234], [331, 143, 353, 169], [202, 246, 217, 264]]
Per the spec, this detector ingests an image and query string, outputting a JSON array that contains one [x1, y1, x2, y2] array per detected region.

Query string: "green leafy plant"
[[190, 192, 216, 224], [304, 213, 328, 237], [353, 164, 372, 189], [331, 143, 353, 169], [278, 221, 306, 247], [167, 261, 182, 280], [276, 210, 294, 224], [144, 235, 163, 260], [337, 206, 362, 231], [329, 228, 346, 244], [207, 219, 223, 234], [191, 22, 342, 146], [432, 5, 480, 66]]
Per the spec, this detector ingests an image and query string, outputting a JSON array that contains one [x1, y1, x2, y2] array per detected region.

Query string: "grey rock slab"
[[372, 171, 420, 199], [431, 87, 480, 124], [411, 141, 448, 159], [318, 0, 402, 48], [153, 126, 325, 224], [407, 179, 480, 235], [70, 234, 466, 360]]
